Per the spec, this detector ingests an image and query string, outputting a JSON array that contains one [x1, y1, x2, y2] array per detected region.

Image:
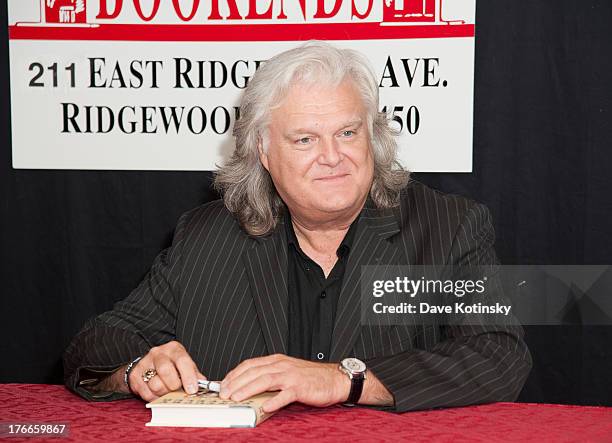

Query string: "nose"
[[317, 136, 342, 168]]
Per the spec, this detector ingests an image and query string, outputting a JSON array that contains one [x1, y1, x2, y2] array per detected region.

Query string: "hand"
[[128, 340, 206, 402], [219, 354, 350, 413]]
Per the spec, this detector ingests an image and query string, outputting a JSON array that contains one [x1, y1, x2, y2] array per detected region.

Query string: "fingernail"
[[219, 388, 228, 399], [186, 383, 197, 394]]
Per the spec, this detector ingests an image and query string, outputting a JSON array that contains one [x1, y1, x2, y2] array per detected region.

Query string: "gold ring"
[[142, 368, 157, 383]]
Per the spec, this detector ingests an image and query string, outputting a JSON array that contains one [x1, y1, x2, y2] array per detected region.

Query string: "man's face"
[[259, 79, 375, 220]]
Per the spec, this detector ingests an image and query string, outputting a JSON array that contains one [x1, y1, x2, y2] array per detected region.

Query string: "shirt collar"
[[284, 210, 360, 259]]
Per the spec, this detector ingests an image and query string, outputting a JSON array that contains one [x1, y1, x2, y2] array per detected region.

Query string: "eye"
[[296, 137, 312, 145], [340, 130, 355, 137]]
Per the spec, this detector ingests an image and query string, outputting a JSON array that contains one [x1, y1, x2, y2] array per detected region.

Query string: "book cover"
[[146, 389, 277, 428]]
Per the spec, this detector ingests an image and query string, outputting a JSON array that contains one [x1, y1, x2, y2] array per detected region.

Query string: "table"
[[1, 384, 611, 442]]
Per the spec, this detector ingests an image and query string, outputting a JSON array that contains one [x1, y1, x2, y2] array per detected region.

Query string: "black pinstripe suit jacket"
[[64, 180, 532, 411]]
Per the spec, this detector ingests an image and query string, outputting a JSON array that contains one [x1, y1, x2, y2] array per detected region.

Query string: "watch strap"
[[346, 372, 365, 406]]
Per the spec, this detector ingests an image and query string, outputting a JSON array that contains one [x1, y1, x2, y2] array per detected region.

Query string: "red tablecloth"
[[1, 384, 611, 442]]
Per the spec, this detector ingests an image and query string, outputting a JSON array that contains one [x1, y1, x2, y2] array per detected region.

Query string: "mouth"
[[314, 173, 350, 181]]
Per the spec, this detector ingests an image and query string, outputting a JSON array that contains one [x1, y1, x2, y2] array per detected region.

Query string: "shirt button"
[[317, 353, 325, 360], [320, 291, 326, 299]]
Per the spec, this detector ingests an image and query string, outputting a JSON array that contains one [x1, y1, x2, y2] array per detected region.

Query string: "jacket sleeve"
[[62, 209, 193, 401], [366, 203, 533, 412]]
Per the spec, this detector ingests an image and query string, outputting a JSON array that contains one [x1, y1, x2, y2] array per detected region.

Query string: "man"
[[64, 42, 531, 413]]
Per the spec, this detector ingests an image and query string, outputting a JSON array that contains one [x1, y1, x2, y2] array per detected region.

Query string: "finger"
[[129, 358, 158, 402], [221, 362, 280, 399], [153, 354, 182, 392], [173, 353, 200, 394], [262, 390, 297, 413], [147, 373, 171, 397], [134, 382, 158, 403], [229, 369, 285, 402], [223, 354, 286, 385]]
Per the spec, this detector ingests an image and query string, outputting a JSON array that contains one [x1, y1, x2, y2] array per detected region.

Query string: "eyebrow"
[[286, 119, 364, 137]]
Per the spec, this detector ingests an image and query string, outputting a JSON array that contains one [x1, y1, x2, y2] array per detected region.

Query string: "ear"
[[257, 135, 270, 172]]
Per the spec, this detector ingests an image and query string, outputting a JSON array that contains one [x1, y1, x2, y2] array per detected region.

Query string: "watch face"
[[342, 358, 366, 374]]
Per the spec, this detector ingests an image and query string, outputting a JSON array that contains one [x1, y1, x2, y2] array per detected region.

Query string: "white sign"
[[8, 0, 476, 172]]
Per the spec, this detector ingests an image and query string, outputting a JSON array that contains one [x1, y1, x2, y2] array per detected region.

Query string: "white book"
[[146, 389, 277, 428]]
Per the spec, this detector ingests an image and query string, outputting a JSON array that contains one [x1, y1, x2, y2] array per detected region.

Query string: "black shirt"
[[285, 212, 359, 362]]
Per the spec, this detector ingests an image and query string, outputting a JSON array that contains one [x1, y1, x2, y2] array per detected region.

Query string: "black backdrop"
[[1, 1, 611, 406]]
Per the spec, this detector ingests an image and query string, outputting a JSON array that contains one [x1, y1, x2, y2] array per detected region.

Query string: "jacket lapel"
[[330, 204, 404, 361], [243, 221, 289, 355]]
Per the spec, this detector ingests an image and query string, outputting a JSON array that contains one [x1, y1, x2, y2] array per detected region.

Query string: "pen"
[[197, 380, 221, 393]]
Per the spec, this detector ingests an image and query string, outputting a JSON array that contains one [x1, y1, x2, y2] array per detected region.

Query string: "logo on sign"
[[382, 0, 465, 25], [44, 0, 87, 24]]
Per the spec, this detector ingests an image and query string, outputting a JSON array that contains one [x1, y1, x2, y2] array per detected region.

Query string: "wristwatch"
[[339, 358, 367, 406]]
